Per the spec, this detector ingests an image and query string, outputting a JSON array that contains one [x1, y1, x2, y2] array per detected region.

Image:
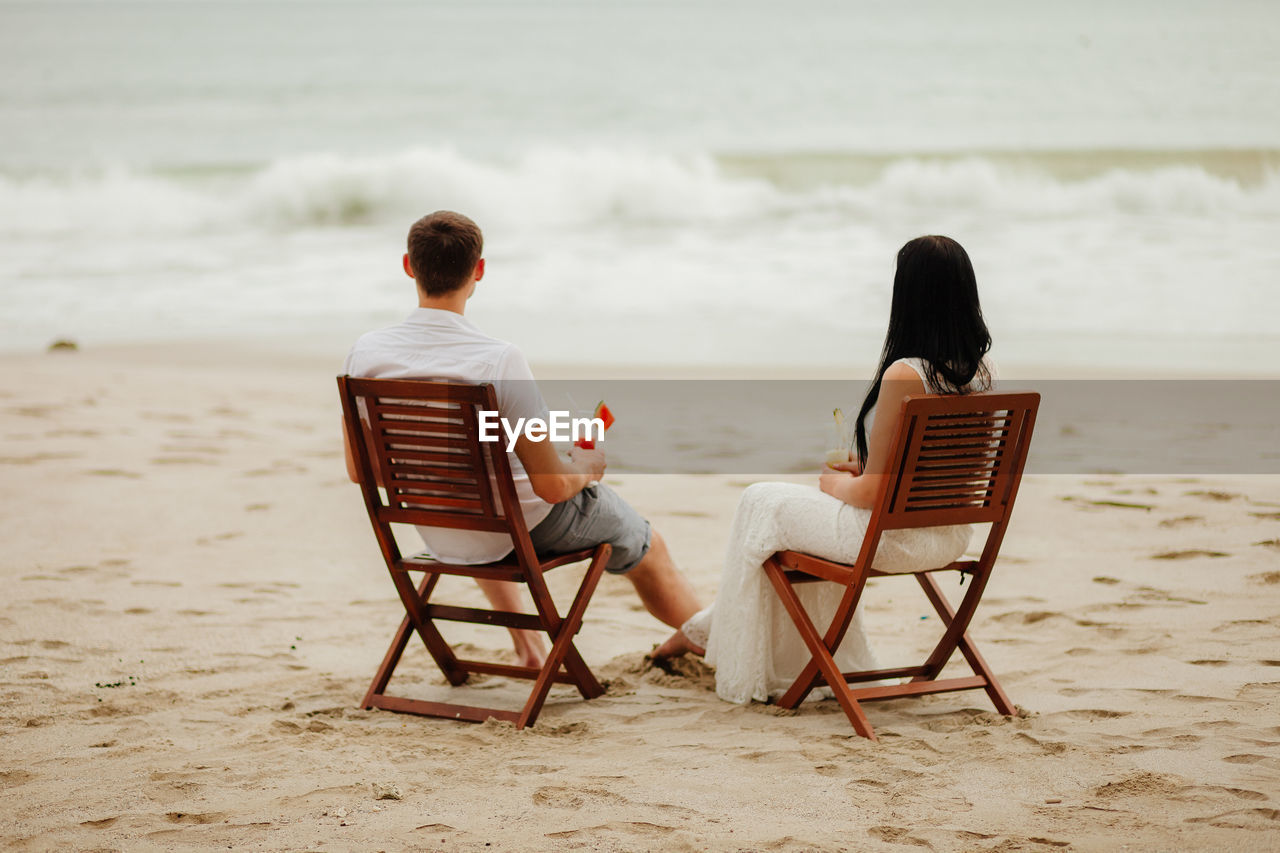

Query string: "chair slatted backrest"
[[338, 376, 520, 536], [878, 392, 1040, 530]]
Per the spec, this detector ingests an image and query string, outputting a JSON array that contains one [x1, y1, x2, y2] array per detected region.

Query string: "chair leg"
[[397, 570, 468, 686], [364, 550, 609, 729], [775, 560, 872, 710], [914, 572, 1015, 716], [364, 573, 466, 711], [517, 547, 609, 728], [362, 608, 414, 709], [763, 558, 877, 740]]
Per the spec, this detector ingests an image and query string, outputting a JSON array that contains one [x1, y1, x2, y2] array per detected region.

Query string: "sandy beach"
[[2, 344, 1279, 852]]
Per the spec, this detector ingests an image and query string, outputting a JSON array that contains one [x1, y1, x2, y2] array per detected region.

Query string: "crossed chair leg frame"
[[762, 551, 1015, 741], [362, 545, 611, 730]]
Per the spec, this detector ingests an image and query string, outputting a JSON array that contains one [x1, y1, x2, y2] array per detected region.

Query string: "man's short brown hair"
[[406, 211, 484, 296]]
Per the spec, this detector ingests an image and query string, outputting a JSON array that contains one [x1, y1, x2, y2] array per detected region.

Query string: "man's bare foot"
[[651, 628, 705, 660], [518, 648, 546, 669], [511, 630, 547, 669]]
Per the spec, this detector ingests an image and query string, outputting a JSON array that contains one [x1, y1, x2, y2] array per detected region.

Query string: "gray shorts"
[[529, 483, 652, 574]]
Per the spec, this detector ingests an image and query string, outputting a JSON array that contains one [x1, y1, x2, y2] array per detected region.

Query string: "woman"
[[653, 235, 995, 705]]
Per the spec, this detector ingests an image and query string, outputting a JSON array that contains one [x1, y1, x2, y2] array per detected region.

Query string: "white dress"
[[681, 357, 989, 705]]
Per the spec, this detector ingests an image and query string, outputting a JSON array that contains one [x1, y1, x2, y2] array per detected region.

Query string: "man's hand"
[[517, 434, 605, 504], [567, 445, 606, 484]]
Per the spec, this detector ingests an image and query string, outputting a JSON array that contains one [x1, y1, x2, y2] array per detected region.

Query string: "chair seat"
[[399, 547, 600, 581], [780, 551, 981, 585]]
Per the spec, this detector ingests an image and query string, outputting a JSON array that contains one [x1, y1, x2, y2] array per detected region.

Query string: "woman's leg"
[[700, 482, 878, 703]]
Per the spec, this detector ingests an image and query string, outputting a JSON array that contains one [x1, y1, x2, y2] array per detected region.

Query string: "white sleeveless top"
[[866, 356, 995, 432]]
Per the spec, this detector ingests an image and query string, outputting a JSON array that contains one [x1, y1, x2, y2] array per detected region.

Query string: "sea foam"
[[2, 147, 1276, 238]]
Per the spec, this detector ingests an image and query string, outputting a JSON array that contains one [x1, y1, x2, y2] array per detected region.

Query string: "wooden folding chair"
[[337, 376, 610, 729], [762, 391, 1040, 740]]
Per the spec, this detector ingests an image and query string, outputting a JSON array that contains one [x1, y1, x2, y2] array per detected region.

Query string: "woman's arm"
[[819, 362, 926, 508]]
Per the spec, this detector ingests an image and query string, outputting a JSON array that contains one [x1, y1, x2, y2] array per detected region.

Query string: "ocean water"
[[2, 0, 1278, 373]]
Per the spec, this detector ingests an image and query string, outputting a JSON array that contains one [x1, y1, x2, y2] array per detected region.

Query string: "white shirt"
[[343, 308, 553, 563]]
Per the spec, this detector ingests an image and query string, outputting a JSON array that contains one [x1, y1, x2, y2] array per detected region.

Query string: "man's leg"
[[622, 529, 701, 629], [474, 578, 547, 668], [528, 486, 702, 632]]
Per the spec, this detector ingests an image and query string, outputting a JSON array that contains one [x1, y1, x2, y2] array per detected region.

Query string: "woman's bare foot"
[[651, 628, 705, 660]]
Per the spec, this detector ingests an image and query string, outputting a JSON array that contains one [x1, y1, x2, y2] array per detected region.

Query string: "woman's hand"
[[819, 464, 856, 501]]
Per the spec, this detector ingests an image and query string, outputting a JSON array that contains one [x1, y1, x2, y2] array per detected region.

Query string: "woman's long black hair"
[[853, 235, 992, 467]]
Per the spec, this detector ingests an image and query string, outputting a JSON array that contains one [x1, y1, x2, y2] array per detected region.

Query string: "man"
[[343, 211, 701, 667]]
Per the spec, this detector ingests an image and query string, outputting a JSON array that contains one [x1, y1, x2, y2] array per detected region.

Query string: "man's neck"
[[417, 291, 469, 315]]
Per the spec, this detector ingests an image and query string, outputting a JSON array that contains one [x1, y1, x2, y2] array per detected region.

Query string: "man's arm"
[[515, 436, 605, 505]]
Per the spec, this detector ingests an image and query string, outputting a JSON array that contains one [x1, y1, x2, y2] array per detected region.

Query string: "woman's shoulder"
[[888, 357, 929, 385]]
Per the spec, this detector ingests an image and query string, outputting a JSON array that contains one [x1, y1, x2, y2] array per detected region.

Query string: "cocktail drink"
[[825, 407, 852, 467], [825, 447, 851, 467]]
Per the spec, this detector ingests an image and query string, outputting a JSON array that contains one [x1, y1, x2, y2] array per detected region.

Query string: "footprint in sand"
[[164, 811, 226, 825], [158, 443, 226, 455], [1188, 785, 1268, 802], [1061, 495, 1154, 511], [508, 764, 564, 776], [1057, 709, 1129, 721], [993, 610, 1065, 625], [532, 786, 585, 809], [139, 411, 194, 424], [869, 826, 936, 846], [0, 451, 81, 465], [195, 531, 244, 546], [1013, 732, 1064, 753], [544, 821, 675, 841], [1150, 549, 1229, 560], [1185, 808, 1280, 830], [1237, 681, 1280, 701], [1211, 618, 1270, 634], [244, 461, 308, 476], [1185, 490, 1243, 502], [150, 456, 218, 466], [0, 770, 35, 789]]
